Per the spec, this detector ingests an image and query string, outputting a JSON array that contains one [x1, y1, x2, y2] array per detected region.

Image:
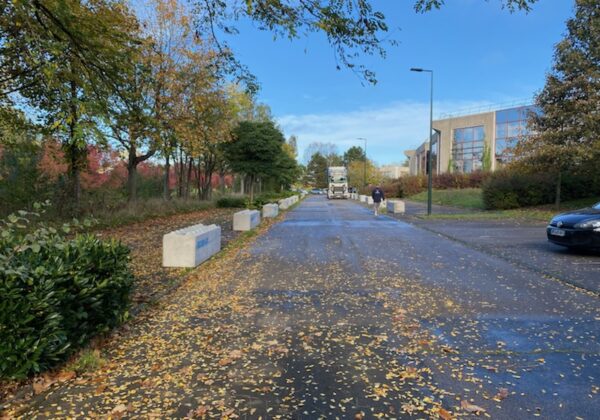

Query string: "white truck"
[[327, 166, 349, 199]]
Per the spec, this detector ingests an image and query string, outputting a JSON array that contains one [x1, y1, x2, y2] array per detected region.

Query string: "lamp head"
[[410, 68, 424, 72]]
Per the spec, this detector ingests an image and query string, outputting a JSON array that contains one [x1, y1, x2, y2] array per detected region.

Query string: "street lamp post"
[[410, 67, 434, 216], [357, 137, 367, 188]]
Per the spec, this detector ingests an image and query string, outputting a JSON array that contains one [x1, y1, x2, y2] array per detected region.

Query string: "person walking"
[[371, 185, 385, 216]]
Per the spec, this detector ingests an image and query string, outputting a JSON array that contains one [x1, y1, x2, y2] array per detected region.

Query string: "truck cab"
[[327, 166, 349, 199]]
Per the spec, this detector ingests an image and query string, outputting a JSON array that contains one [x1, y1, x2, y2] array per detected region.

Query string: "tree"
[[223, 121, 287, 201], [106, 39, 157, 202], [514, 0, 600, 208], [343, 146, 366, 165], [1, 0, 138, 101], [305, 153, 328, 188], [348, 159, 379, 188], [192, 1, 537, 84], [285, 135, 299, 160], [1, 0, 140, 211]]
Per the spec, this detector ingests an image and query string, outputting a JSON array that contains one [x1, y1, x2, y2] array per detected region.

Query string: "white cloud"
[[276, 99, 497, 165]]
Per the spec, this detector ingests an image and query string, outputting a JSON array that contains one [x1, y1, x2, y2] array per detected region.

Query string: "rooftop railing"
[[437, 98, 533, 120]]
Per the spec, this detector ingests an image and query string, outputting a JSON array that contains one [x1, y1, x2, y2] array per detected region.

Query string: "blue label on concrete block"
[[196, 238, 209, 249]]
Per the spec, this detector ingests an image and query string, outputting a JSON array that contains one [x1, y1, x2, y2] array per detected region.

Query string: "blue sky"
[[220, 0, 574, 165]]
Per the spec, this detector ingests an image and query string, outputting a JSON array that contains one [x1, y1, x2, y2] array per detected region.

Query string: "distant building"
[[405, 104, 538, 175], [380, 164, 409, 179]]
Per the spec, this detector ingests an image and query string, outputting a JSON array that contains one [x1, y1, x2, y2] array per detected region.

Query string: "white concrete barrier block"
[[262, 203, 279, 218], [359, 195, 368, 202], [279, 199, 289, 210], [163, 224, 221, 268], [367, 197, 374, 205], [387, 200, 406, 214], [233, 209, 261, 231]]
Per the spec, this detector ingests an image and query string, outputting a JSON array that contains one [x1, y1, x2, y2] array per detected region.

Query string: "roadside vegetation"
[[408, 188, 484, 210], [407, 188, 597, 222], [423, 197, 598, 223]]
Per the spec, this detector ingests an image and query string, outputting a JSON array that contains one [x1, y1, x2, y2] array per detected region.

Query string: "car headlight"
[[574, 219, 600, 229]]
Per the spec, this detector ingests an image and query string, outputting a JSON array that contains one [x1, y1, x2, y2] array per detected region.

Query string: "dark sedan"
[[547, 202, 600, 249]]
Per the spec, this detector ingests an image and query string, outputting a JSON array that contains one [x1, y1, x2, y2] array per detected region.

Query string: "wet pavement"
[[393, 200, 600, 294], [8, 196, 600, 419]]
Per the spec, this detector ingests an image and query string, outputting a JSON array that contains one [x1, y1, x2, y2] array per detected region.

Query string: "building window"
[[430, 133, 439, 175], [495, 106, 538, 164], [452, 126, 484, 173]]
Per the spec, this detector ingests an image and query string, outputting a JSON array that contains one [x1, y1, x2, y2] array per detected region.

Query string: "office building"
[[405, 104, 538, 175]]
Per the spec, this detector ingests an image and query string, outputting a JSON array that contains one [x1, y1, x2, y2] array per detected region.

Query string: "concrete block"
[[367, 197, 374, 205], [163, 224, 221, 268], [262, 203, 279, 218], [387, 200, 406, 214], [233, 209, 261, 231], [359, 195, 368, 202], [279, 199, 290, 210]]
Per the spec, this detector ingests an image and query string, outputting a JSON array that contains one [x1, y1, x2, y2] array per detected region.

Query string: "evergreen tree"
[[305, 153, 328, 188], [223, 121, 293, 201], [516, 0, 600, 208], [343, 146, 366, 165]]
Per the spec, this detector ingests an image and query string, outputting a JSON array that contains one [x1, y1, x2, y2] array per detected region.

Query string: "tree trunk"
[[555, 170, 562, 211], [185, 156, 193, 199], [127, 142, 138, 202], [196, 159, 202, 200], [64, 76, 87, 215], [163, 154, 171, 201], [249, 174, 255, 203], [127, 161, 138, 202], [219, 171, 225, 193], [199, 157, 215, 201], [240, 174, 245, 195], [177, 149, 184, 198]]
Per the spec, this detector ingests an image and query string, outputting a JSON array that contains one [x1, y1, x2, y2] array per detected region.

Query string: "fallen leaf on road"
[[218, 358, 232, 366], [56, 371, 76, 383], [494, 387, 509, 401], [461, 400, 486, 414], [32, 380, 49, 395], [437, 407, 454, 420], [110, 404, 130, 419], [187, 405, 208, 418], [94, 384, 107, 395]]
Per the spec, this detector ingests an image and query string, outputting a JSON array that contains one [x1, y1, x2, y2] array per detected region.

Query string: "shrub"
[[0, 204, 133, 378], [217, 192, 297, 209], [252, 191, 295, 208], [482, 171, 556, 210], [381, 171, 490, 199], [216, 196, 247, 208]]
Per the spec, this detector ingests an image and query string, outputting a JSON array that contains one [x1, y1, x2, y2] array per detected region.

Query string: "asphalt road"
[[13, 195, 600, 419], [396, 200, 600, 294]]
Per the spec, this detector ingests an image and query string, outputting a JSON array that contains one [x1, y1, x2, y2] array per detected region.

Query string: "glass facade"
[[452, 125, 485, 173], [430, 132, 439, 175], [495, 106, 538, 164]]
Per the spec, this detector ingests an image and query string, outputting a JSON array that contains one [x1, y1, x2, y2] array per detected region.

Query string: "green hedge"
[[482, 170, 600, 210], [0, 207, 133, 378], [216, 196, 247, 208], [381, 171, 490, 198], [217, 191, 298, 209]]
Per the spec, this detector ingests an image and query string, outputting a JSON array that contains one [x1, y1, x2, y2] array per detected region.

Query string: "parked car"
[[310, 188, 321, 195], [547, 201, 600, 249]]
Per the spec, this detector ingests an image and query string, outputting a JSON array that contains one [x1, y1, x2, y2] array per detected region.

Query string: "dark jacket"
[[371, 187, 385, 203]]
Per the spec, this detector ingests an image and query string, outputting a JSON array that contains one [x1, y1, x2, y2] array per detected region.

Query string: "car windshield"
[[594, 202, 600, 210]]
